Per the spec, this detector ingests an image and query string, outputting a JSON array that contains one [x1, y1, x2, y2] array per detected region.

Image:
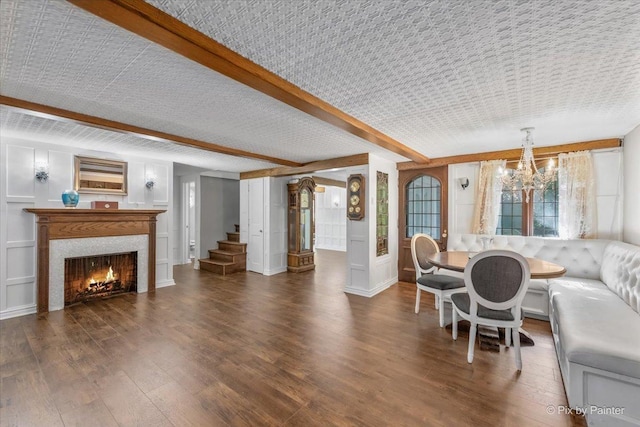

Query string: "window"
[[406, 175, 441, 239], [497, 166, 558, 237]]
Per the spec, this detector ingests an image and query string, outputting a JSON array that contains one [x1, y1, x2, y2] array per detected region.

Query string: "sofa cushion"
[[447, 234, 610, 280], [549, 280, 640, 379], [601, 241, 640, 313]]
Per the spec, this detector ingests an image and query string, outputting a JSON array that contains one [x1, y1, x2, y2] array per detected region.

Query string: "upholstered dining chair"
[[451, 250, 531, 371], [410, 233, 465, 327]]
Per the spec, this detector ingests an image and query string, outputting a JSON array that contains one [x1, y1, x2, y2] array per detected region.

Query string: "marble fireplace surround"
[[50, 235, 148, 311], [24, 209, 165, 313]]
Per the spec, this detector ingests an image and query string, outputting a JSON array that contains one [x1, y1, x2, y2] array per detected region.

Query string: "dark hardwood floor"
[[1, 249, 585, 426]]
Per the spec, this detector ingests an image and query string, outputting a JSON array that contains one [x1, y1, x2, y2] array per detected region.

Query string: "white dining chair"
[[451, 249, 530, 370], [410, 233, 465, 327]]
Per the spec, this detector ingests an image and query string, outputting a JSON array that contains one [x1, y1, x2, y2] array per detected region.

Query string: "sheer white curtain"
[[472, 159, 506, 234], [558, 151, 596, 239]]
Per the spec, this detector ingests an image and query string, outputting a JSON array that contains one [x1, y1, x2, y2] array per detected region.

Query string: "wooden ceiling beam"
[[0, 96, 302, 167], [67, 0, 430, 164], [397, 138, 622, 170], [312, 176, 346, 188], [240, 154, 368, 180]]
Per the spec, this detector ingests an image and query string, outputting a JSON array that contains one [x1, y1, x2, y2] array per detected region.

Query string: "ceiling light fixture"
[[499, 127, 556, 203]]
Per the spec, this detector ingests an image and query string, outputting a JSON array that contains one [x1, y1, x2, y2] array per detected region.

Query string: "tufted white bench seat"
[[447, 234, 640, 426], [446, 234, 611, 319]]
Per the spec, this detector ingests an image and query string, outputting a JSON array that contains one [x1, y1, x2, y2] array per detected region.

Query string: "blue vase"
[[62, 190, 79, 208]]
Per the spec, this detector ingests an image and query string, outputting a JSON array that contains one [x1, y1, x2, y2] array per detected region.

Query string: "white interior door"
[[248, 179, 264, 273]]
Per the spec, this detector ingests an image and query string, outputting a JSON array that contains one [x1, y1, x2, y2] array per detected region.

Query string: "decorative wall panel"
[[6, 145, 35, 199]]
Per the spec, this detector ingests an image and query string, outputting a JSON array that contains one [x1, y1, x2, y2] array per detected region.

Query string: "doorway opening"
[[183, 180, 196, 264]]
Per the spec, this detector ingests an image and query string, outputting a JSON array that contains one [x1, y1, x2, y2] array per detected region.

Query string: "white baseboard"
[[155, 280, 176, 289], [0, 304, 37, 320], [264, 266, 287, 276], [345, 276, 397, 298]]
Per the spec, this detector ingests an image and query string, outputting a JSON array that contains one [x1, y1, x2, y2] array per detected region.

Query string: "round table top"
[[427, 251, 567, 279]]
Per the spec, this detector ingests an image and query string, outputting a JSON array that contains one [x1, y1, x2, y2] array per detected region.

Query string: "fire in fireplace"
[[64, 251, 137, 305]]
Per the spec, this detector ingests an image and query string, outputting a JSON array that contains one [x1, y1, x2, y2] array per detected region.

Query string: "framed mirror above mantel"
[[74, 156, 128, 195]]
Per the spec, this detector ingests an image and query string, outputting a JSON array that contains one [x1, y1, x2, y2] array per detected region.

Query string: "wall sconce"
[[458, 177, 469, 190], [332, 197, 340, 207], [34, 161, 49, 183], [145, 174, 156, 189]]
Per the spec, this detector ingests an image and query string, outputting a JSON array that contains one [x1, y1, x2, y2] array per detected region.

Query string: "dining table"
[[425, 251, 567, 346], [427, 251, 567, 279]]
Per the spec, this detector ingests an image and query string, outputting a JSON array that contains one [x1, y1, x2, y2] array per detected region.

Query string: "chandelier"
[[499, 127, 557, 203]]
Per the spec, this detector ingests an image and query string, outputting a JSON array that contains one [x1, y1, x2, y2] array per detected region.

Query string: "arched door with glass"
[[398, 167, 448, 283]]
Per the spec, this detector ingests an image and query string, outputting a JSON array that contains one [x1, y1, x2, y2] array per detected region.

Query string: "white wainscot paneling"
[[6, 246, 35, 279], [156, 208, 169, 233], [6, 145, 35, 199], [47, 150, 74, 202], [152, 164, 169, 204], [128, 161, 145, 204], [157, 236, 169, 260], [596, 195, 622, 239], [156, 262, 170, 283], [6, 282, 35, 308], [6, 202, 35, 243], [375, 259, 392, 282], [593, 151, 622, 196], [349, 268, 368, 289], [350, 238, 367, 267], [455, 209, 474, 235]]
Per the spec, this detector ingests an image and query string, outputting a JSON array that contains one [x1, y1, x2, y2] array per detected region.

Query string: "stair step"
[[226, 232, 240, 242], [199, 258, 245, 275], [208, 249, 247, 263], [218, 240, 247, 253]]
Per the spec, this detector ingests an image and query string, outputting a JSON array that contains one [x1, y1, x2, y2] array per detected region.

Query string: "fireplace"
[[24, 208, 165, 313], [64, 251, 137, 305]]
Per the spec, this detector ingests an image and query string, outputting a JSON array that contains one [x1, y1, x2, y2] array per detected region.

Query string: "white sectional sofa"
[[446, 234, 640, 426]]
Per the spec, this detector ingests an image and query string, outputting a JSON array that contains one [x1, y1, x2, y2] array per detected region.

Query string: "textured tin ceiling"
[[1, 0, 639, 171]]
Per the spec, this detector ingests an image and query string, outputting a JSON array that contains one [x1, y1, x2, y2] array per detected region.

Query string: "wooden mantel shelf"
[[25, 208, 166, 314]]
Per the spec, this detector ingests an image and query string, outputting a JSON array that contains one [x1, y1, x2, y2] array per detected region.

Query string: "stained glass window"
[[376, 171, 388, 256]]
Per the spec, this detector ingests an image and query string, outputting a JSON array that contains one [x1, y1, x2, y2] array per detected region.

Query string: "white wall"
[[448, 148, 624, 240], [592, 148, 624, 240], [448, 162, 480, 236], [344, 164, 370, 295], [344, 155, 399, 297], [315, 186, 346, 251], [368, 154, 399, 295], [0, 136, 174, 319], [624, 124, 640, 245]]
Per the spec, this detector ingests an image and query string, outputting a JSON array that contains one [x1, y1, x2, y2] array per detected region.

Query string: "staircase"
[[199, 231, 247, 275]]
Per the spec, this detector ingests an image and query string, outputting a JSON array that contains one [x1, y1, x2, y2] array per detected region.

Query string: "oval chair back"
[[410, 233, 439, 281], [452, 249, 531, 370], [464, 250, 530, 316]]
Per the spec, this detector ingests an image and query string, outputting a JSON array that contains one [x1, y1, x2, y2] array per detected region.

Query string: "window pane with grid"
[[497, 190, 523, 235], [406, 175, 441, 239], [532, 169, 558, 237]]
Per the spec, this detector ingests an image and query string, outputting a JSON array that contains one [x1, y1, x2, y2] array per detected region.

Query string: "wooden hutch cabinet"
[[287, 177, 315, 272]]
